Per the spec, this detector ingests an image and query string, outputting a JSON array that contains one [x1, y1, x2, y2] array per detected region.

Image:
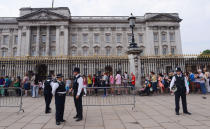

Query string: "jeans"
[[32, 85, 39, 98], [200, 83, 206, 94], [152, 82, 157, 92]]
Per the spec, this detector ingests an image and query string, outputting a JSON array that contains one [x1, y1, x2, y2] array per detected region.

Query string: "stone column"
[[56, 26, 60, 56], [63, 25, 69, 56], [36, 26, 40, 56], [17, 26, 22, 56], [25, 26, 31, 56], [175, 26, 182, 54], [46, 26, 50, 56], [127, 47, 142, 89]]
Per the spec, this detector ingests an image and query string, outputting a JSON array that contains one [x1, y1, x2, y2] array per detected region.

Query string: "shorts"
[[24, 83, 30, 90], [65, 86, 70, 91]]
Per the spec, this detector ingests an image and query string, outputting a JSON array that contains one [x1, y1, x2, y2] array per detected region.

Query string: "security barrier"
[[0, 87, 24, 112], [82, 86, 136, 110]]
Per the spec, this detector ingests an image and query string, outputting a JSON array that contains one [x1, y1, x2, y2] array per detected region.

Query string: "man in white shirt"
[[51, 74, 66, 125], [71, 67, 84, 121], [170, 67, 191, 115]]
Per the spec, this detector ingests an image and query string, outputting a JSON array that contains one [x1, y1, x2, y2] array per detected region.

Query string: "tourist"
[[44, 75, 53, 114], [14, 76, 21, 96], [163, 73, 170, 93], [83, 75, 87, 96], [158, 73, 164, 94], [204, 68, 210, 92], [87, 74, 92, 95], [109, 73, 115, 95], [189, 71, 195, 93], [198, 69, 207, 99], [0, 77, 5, 96], [65, 77, 71, 96], [122, 72, 129, 94], [32, 74, 39, 98], [150, 72, 157, 95], [115, 71, 122, 95], [4, 76, 11, 96], [102, 72, 108, 96], [22, 73, 30, 96], [30, 73, 35, 97]]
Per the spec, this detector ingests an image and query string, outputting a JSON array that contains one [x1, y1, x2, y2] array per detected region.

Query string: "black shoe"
[[176, 112, 180, 115], [184, 112, 191, 115], [60, 119, 66, 122], [73, 116, 78, 119], [56, 121, 60, 125], [75, 118, 83, 122], [45, 110, 51, 114]]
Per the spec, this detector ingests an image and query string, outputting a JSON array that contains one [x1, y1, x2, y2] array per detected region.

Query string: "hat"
[[73, 67, 80, 73], [56, 74, 63, 78], [176, 67, 182, 72]]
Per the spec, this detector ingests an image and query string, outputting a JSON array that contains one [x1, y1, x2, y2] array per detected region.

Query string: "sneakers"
[[184, 112, 191, 115]]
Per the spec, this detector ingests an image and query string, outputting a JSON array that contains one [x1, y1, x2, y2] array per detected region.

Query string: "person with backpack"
[[170, 67, 191, 115]]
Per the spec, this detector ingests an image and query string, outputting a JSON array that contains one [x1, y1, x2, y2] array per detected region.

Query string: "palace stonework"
[[0, 7, 183, 57]]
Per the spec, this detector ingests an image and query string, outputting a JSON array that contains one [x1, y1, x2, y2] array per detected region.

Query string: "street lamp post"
[[128, 13, 138, 48]]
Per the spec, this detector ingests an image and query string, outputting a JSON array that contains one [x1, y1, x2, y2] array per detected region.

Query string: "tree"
[[200, 49, 210, 55]]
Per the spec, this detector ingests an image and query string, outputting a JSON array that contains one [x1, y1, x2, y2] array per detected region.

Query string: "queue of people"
[[139, 68, 210, 98]]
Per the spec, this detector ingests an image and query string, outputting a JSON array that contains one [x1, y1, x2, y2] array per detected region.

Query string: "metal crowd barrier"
[[0, 87, 24, 112], [82, 86, 136, 110]]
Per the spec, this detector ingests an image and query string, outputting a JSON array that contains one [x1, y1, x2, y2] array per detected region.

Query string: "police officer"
[[51, 74, 66, 125], [72, 67, 84, 121], [170, 67, 191, 115], [44, 75, 53, 114]]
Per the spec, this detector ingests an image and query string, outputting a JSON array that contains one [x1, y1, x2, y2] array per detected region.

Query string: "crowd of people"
[[140, 68, 210, 98], [0, 71, 136, 97], [0, 68, 209, 98]]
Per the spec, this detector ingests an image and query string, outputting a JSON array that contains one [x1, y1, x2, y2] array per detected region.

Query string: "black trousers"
[[74, 91, 83, 119], [55, 94, 66, 122], [175, 92, 188, 113], [44, 93, 52, 113]]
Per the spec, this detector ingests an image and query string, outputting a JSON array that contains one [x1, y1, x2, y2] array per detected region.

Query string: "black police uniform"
[[73, 75, 83, 120], [44, 79, 52, 113], [174, 74, 188, 114], [55, 81, 66, 123]]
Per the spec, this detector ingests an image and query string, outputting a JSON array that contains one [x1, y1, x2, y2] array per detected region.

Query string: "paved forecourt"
[[0, 94, 210, 129]]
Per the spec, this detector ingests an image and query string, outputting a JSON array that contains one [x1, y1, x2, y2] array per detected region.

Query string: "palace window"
[[161, 33, 167, 42], [71, 34, 77, 44], [105, 47, 111, 56], [40, 47, 46, 56], [30, 47, 36, 56], [94, 34, 99, 43], [3, 35, 9, 45], [154, 47, 159, 55], [50, 47, 56, 56], [50, 35, 56, 42], [162, 46, 168, 55], [116, 34, 122, 43], [13, 48, 17, 57], [94, 46, 100, 54], [139, 34, 143, 43], [170, 33, 175, 42], [14, 35, 18, 45], [117, 47, 122, 56], [32, 35, 37, 43], [1, 48, 8, 57], [83, 34, 88, 43], [82, 47, 89, 56], [105, 34, 111, 43], [171, 47, 176, 55], [41, 35, 46, 43], [128, 34, 132, 43], [153, 33, 158, 42]]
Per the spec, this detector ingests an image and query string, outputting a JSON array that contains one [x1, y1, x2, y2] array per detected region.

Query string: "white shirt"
[[51, 80, 66, 96], [75, 74, 84, 96], [170, 74, 189, 93]]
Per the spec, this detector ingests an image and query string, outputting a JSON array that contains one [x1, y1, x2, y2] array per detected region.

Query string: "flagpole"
[[52, 0, 54, 8]]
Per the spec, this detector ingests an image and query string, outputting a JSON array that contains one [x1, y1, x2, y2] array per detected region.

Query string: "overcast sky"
[[0, 0, 209, 54]]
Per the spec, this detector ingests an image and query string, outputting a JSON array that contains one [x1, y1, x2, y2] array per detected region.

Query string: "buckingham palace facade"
[[0, 7, 183, 57]]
